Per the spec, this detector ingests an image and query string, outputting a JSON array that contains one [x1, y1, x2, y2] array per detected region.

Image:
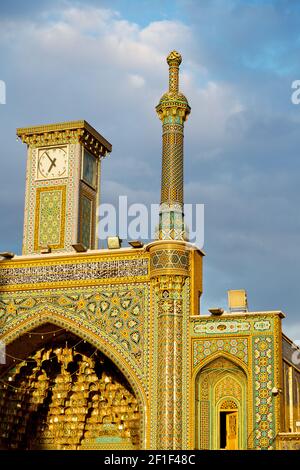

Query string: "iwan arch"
[[1, 308, 148, 446], [195, 354, 248, 450], [0, 51, 300, 450]]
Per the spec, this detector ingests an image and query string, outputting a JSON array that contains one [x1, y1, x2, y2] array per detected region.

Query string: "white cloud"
[[0, 4, 243, 151], [128, 73, 145, 88], [59, 6, 119, 32], [139, 19, 191, 50], [184, 80, 245, 158], [2, 2, 298, 329]]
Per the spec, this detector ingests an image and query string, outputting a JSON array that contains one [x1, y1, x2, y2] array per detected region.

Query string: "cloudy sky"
[[0, 0, 299, 339]]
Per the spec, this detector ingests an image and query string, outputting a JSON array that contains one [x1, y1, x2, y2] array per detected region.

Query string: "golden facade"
[[0, 51, 299, 450]]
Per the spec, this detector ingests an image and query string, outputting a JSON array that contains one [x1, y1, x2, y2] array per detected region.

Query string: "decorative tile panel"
[[193, 337, 249, 367], [0, 258, 149, 288], [34, 186, 66, 250], [150, 249, 189, 270], [252, 336, 275, 449], [0, 283, 150, 388], [23, 144, 76, 255], [194, 320, 251, 335]]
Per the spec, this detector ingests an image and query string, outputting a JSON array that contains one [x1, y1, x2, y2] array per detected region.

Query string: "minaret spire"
[[156, 51, 191, 241], [168, 50, 180, 93]]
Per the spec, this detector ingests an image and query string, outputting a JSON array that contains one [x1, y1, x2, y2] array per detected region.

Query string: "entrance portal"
[[196, 356, 247, 449]]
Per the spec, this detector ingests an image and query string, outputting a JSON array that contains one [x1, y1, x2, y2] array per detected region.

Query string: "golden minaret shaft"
[[156, 51, 191, 240]]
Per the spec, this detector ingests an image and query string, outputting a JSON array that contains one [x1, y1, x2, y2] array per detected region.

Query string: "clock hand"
[[45, 152, 55, 164], [48, 158, 57, 173]]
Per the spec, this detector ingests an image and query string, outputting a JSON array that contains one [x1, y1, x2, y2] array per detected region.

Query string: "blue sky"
[[0, 0, 300, 339]]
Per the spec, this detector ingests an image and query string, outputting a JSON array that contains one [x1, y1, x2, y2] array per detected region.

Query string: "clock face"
[[82, 150, 97, 188], [38, 147, 68, 179]]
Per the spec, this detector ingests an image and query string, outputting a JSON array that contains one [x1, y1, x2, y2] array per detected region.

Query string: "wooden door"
[[226, 412, 238, 450]]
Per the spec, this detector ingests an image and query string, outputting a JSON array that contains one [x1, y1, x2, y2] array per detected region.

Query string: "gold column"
[[156, 51, 191, 241], [149, 241, 189, 449], [154, 275, 185, 449]]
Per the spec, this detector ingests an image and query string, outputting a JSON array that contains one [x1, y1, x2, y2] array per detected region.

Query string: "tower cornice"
[[17, 120, 112, 159]]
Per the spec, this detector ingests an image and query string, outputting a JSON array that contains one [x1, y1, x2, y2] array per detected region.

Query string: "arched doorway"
[[195, 356, 247, 450], [0, 323, 141, 450], [218, 399, 239, 450]]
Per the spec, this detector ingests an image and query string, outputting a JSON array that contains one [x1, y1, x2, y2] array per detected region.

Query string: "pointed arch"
[[192, 350, 248, 382], [1, 309, 148, 448], [194, 354, 248, 450]]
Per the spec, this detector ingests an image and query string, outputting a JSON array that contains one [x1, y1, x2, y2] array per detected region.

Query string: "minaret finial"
[[167, 50, 182, 93], [155, 52, 191, 241]]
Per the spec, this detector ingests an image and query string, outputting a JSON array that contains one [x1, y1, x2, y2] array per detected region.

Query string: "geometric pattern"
[[151, 249, 189, 271], [19, 121, 111, 255], [193, 318, 273, 335], [220, 400, 238, 410], [199, 401, 210, 449], [194, 320, 251, 335], [158, 203, 186, 241], [157, 310, 182, 449], [148, 274, 191, 450], [252, 336, 275, 449], [197, 356, 247, 450], [34, 186, 66, 250], [192, 314, 278, 450], [216, 378, 242, 402], [22, 143, 77, 255], [155, 274, 184, 449], [156, 51, 190, 241], [0, 284, 149, 374], [160, 129, 184, 205], [193, 338, 248, 367]]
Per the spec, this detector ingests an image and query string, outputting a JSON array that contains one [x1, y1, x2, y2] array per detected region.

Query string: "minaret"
[[148, 51, 195, 450], [156, 50, 191, 240]]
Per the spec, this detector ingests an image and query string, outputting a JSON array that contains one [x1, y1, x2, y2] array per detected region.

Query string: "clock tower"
[[17, 120, 112, 255]]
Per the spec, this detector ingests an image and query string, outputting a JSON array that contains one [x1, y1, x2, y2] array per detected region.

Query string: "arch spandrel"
[[0, 284, 150, 387], [193, 351, 249, 381]]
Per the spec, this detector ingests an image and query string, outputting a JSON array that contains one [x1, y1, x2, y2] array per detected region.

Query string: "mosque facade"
[[0, 52, 299, 450]]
